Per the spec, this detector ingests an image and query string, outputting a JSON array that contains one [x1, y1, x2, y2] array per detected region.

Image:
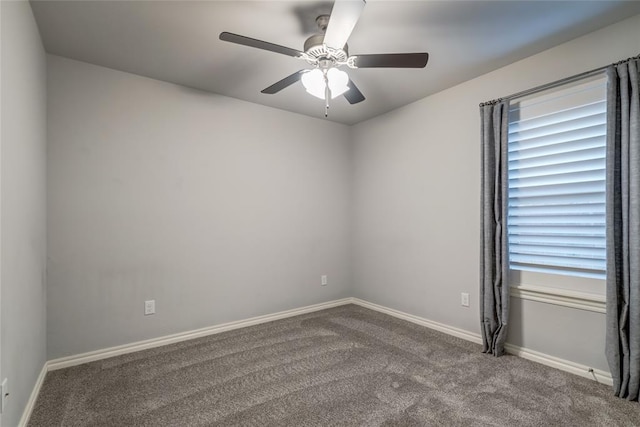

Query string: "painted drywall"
[[351, 14, 640, 372], [47, 55, 351, 359], [0, 1, 48, 426]]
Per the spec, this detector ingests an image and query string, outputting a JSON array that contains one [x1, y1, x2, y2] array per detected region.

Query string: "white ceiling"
[[30, 0, 640, 125]]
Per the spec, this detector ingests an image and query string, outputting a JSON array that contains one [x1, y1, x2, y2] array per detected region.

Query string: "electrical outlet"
[[1, 378, 8, 414], [144, 299, 155, 315], [461, 292, 470, 307], [321, 275, 328, 286]]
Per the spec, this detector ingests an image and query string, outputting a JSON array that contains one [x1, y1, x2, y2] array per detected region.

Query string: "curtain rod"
[[479, 53, 640, 107]]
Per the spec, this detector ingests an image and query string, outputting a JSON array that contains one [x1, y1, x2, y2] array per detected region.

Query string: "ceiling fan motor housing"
[[302, 14, 349, 67], [303, 33, 349, 65]]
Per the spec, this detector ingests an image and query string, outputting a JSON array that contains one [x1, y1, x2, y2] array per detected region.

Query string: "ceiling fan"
[[219, 0, 429, 117]]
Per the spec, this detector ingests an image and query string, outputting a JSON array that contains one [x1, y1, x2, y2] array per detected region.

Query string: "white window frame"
[[506, 74, 607, 312]]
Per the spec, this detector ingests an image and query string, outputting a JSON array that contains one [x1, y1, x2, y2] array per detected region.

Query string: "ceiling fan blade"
[[220, 32, 303, 58], [261, 70, 305, 94], [344, 79, 365, 104], [353, 53, 429, 68], [323, 0, 366, 50]]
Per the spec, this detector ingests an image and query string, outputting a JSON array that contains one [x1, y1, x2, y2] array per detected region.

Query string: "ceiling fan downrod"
[[316, 15, 329, 33]]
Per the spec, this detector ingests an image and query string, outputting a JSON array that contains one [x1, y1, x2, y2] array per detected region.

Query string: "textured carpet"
[[29, 304, 639, 426]]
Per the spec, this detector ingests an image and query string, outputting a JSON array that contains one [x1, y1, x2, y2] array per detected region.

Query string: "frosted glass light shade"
[[301, 69, 325, 99], [301, 68, 350, 100], [327, 68, 349, 98]]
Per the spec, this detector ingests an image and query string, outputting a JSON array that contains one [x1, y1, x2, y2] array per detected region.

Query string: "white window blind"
[[507, 76, 607, 279]]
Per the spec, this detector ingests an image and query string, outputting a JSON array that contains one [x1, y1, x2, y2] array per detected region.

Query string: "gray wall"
[[351, 14, 640, 372], [47, 56, 352, 359], [42, 7, 640, 378], [0, 1, 48, 426]]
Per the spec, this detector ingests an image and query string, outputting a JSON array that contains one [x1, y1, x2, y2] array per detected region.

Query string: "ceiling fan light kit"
[[219, 0, 429, 118], [301, 68, 350, 100]]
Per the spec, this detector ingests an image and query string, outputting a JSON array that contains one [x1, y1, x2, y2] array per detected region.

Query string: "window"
[[507, 76, 607, 293]]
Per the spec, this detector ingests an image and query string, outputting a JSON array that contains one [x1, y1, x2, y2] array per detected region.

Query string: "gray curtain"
[[480, 101, 510, 356], [606, 58, 640, 401]]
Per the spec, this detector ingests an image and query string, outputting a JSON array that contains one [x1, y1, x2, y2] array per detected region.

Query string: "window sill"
[[510, 284, 606, 313]]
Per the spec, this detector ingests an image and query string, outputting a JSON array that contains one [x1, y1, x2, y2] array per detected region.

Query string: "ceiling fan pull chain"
[[324, 72, 331, 117]]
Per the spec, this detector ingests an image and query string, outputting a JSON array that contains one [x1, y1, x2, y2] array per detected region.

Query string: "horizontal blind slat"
[[509, 133, 605, 154], [508, 235, 605, 248], [508, 192, 604, 207], [509, 225, 605, 236], [509, 125, 605, 148], [509, 181, 604, 198], [509, 132, 605, 159], [508, 100, 606, 131], [511, 251, 606, 260], [509, 203, 605, 216], [509, 158, 604, 179], [508, 215, 605, 226], [509, 146, 605, 170], [509, 254, 606, 270], [509, 169, 605, 189], [509, 113, 606, 142]]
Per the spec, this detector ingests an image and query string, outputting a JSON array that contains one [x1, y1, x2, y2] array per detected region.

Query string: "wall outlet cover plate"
[[461, 293, 470, 307], [144, 300, 156, 315]]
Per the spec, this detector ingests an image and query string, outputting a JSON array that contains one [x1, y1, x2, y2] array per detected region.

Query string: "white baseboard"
[[47, 298, 353, 371], [351, 298, 483, 344], [25, 299, 354, 424], [504, 343, 613, 385], [17, 363, 47, 427], [22, 296, 613, 425], [350, 298, 613, 386]]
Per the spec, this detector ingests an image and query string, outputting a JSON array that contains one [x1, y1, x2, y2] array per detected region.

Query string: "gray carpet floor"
[[29, 304, 640, 426]]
